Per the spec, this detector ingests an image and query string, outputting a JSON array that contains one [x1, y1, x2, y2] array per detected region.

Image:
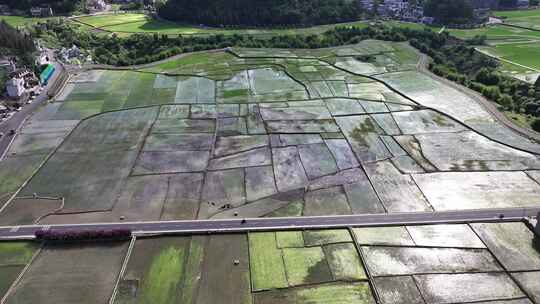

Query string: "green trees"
[[475, 68, 500, 86], [532, 118, 540, 132], [158, 0, 360, 26], [535, 76, 540, 98], [0, 20, 35, 53], [0, 20, 36, 67], [424, 0, 474, 24], [466, 35, 487, 46]]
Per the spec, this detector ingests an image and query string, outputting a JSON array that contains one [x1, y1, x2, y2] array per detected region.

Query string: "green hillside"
[[158, 0, 360, 26]]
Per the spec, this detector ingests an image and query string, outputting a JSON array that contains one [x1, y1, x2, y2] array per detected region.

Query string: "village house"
[[30, 6, 53, 17], [35, 51, 51, 67], [360, 0, 429, 23], [87, 0, 108, 13], [6, 69, 38, 98], [59, 45, 81, 63]]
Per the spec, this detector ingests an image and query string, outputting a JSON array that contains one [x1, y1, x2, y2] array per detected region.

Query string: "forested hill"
[[158, 0, 361, 26]]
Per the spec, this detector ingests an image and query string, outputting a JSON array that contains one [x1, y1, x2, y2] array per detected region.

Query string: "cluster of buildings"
[[87, 0, 109, 13], [360, 0, 433, 23], [5, 69, 39, 99], [58, 45, 92, 65], [0, 58, 39, 120], [359, 0, 534, 25], [1, 47, 51, 106]]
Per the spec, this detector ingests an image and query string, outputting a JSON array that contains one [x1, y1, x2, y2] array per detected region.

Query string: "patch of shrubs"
[[532, 119, 540, 133], [35, 229, 132, 242]]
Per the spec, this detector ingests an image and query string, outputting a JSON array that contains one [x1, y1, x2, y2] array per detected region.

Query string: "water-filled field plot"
[[2, 222, 540, 304], [6, 241, 128, 304], [356, 222, 539, 304], [1, 40, 540, 225]]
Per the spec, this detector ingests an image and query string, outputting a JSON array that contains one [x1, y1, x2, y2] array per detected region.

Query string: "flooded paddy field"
[[0, 40, 539, 226], [1, 221, 539, 303]]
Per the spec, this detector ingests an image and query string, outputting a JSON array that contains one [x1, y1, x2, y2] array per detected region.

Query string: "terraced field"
[[1, 40, 540, 225], [2, 222, 540, 303]]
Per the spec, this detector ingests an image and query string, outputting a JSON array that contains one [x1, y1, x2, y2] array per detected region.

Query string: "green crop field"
[[447, 10, 540, 80], [73, 13, 369, 36], [0, 15, 57, 27], [0, 242, 38, 299], [445, 24, 540, 80], [74, 13, 148, 28], [482, 41, 540, 70], [71, 13, 540, 81], [448, 24, 540, 40], [115, 237, 191, 304], [494, 9, 540, 30]]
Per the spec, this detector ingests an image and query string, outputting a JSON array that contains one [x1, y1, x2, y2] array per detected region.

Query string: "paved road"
[[0, 207, 538, 239], [0, 61, 64, 160]]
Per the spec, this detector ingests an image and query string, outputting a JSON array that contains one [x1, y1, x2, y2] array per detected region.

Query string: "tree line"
[[157, 0, 361, 27]]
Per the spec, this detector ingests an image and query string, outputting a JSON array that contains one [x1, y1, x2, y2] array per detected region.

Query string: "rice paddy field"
[[433, 10, 540, 82], [4, 11, 540, 81], [442, 24, 540, 82], [0, 16, 59, 27], [69, 12, 540, 82], [0, 42, 539, 303], [1, 222, 540, 303], [0, 16, 540, 304], [495, 9, 540, 30], [71, 13, 369, 37], [0, 40, 539, 225]]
